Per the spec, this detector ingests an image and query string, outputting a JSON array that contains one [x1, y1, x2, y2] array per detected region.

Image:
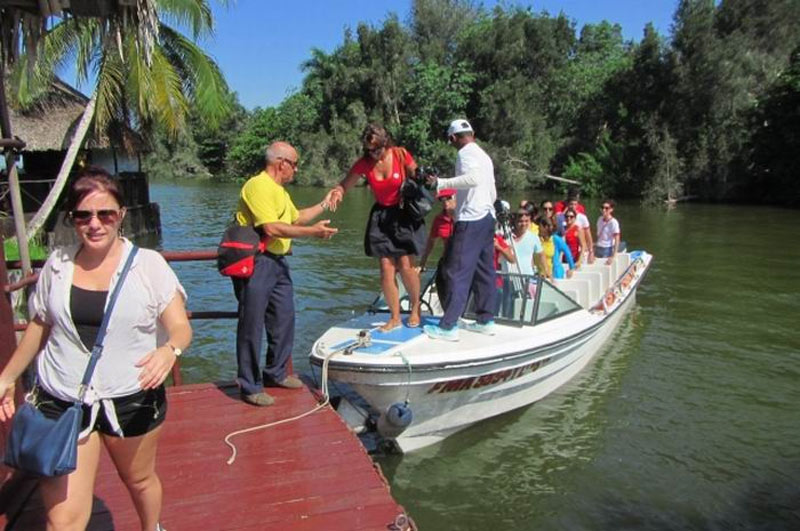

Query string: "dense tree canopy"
[[150, 0, 800, 206]]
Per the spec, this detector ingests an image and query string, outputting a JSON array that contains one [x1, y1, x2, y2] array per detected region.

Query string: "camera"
[[494, 199, 512, 225], [415, 166, 439, 190]]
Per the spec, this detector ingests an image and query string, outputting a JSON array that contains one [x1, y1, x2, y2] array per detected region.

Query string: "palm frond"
[[156, 0, 215, 39], [158, 24, 231, 127]]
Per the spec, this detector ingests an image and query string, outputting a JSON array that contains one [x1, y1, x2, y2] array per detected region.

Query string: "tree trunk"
[[26, 90, 97, 238]]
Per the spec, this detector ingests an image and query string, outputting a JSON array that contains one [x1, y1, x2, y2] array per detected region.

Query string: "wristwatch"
[[167, 343, 183, 357]]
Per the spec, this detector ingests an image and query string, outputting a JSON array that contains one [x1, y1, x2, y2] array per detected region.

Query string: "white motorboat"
[[309, 250, 652, 453]]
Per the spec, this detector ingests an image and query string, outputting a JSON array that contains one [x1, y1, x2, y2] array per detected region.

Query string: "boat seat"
[[570, 271, 602, 304], [579, 263, 612, 294], [615, 253, 631, 276], [553, 278, 591, 308]]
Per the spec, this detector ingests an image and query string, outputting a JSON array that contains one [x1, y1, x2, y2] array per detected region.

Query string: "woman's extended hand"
[[326, 187, 344, 212], [0, 380, 16, 422], [136, 346, 177, 390]]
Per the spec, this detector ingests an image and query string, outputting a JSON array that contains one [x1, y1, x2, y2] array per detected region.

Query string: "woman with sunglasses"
[[0, 167, 191, 530], [418, 189, 457, 305], [595, 199, 621, 265], [328, 124, 425, 330], [563, 207, 586, 266]]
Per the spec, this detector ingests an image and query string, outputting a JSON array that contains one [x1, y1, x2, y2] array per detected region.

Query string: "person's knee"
[[119, 468, 160, 494], [47, 503, 92, 531]]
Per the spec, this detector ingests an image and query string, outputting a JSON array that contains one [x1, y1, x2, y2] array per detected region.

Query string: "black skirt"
[[364, 203, 425, 258]]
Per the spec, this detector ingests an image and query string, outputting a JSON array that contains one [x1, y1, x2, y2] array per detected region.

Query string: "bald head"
[[265, 141, 297, 165]]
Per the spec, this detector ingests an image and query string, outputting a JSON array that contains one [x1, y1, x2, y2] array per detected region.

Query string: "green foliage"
[[10, 0, 231, 140], [143, 0, 800, 206], [3, 236, 48, 261]]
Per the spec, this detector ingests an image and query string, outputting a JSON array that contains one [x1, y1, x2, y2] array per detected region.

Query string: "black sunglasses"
[[70, 209, 121, 225], [279, 157, 298, 170]]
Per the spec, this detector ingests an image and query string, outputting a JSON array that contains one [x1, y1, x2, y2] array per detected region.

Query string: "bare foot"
[[407, 311, 421, 328], [379, 319, 402, 332]]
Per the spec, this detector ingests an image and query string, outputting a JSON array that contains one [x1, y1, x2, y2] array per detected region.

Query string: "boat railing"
[[2, 248, 232, 387]]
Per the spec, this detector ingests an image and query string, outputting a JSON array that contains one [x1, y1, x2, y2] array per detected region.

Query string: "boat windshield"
[[464, 272, 582, 327], [369, 269, 581, 326]]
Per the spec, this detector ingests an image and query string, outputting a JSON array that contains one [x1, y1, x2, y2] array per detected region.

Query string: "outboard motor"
[[377, 402, 413, 439]]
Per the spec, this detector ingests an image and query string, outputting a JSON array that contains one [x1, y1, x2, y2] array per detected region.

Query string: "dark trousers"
[[440, 213, 497, 329], [233, 253, 295, 395]]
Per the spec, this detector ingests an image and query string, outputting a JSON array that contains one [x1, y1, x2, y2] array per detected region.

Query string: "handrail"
[[4, 273, 38, 293], [5, 248, 227, 387]]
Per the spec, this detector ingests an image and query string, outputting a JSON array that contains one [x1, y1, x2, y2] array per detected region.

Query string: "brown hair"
[[361, 123, 393, 151], [64, 166, 125, 213]]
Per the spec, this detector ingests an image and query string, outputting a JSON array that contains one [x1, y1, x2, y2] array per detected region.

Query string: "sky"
[[71, 1, 678, 110]]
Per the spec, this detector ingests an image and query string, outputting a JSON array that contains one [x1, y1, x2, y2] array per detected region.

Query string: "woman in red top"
[[563, 207, 586, 266], [329, 124, 425, 331]]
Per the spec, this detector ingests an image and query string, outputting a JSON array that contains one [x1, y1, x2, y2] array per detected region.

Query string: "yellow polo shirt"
[[235, 171, 299, 255]]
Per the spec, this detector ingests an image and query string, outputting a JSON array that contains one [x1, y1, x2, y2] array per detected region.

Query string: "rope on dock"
[[223, 350, 337, 466]]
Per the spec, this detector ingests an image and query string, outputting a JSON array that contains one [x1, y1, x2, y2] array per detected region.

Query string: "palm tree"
[[11, 0, 231, 237]]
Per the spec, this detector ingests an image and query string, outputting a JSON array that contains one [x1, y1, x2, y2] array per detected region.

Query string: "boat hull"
[[310, 251, 651, 453]]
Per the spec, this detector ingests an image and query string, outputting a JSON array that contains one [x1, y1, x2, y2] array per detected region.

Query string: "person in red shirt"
[[554, 187, 586, 215], [418, 188, 456, 305], [328, 124, 425, 331]]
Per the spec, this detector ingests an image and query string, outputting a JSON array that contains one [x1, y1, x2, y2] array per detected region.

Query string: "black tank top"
[[70, 285, 108, 351]]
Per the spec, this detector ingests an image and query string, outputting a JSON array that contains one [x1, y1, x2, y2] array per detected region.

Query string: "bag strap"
[[392, 147, 413, 182], [77, 245, 139, 402]]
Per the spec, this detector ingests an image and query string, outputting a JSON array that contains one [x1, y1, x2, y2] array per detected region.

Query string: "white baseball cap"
[[447, 119, 474, 137]]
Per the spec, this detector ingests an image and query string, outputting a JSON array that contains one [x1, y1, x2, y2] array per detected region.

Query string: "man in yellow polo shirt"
[[234, 141, 338, 406]]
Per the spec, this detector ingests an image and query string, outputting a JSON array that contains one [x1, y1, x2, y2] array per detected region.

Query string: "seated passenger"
[[536, 217, 575, 280], [595, 199, 623, 264]]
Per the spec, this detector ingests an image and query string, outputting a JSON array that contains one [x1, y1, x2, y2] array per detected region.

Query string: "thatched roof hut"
[[8, 79, 143, 152]]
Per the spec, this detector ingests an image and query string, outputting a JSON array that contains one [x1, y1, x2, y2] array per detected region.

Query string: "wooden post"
[[0, 64, 32, 275], [0, 235, 18, 479]]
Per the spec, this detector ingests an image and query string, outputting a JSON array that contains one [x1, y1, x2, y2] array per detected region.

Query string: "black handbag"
[[400, 166, 435, 222], [4, 246, 139, 477]]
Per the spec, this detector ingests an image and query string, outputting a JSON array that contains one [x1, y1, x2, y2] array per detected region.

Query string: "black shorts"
[[36, 386, 167, 437]]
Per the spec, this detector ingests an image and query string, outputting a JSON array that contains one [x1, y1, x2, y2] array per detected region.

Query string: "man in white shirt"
[[424, 119, 498, 341]]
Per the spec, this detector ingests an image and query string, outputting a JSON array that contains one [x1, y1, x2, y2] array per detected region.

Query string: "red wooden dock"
[[0, 383, 412, 530]]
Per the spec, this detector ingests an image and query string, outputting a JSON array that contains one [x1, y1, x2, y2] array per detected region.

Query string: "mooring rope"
[[223, 349, 336, 466]]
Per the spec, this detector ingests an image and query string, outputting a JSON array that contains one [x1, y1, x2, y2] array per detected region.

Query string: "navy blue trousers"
[[233, 253, 295, 395], [440, 213, 497, 329]]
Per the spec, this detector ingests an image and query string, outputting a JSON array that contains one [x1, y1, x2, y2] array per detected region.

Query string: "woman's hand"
[[327, 187, 344, 212], [136, 346, 176, 390], [0, 380, 16, 422]]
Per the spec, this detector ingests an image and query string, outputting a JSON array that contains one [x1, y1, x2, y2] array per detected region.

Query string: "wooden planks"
[[0, 383, 410, 530]]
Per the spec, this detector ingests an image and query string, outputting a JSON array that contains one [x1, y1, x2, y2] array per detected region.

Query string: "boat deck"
[[0, 383, 410, 530]]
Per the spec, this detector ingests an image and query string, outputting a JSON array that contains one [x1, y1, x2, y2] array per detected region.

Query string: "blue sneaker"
[[423, 324, 460, 342], [464, 320, 497, 336]]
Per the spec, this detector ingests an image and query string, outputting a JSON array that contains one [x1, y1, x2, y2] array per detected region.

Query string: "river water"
[[151, 179, 800, 531]]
